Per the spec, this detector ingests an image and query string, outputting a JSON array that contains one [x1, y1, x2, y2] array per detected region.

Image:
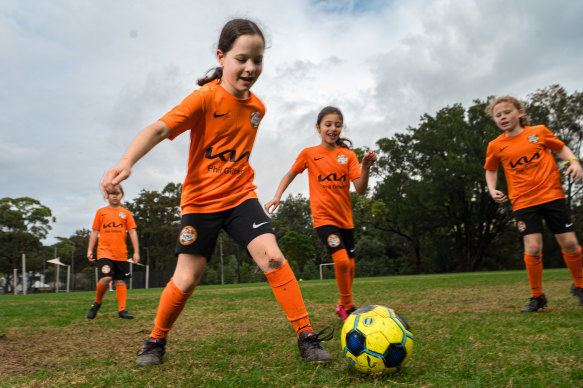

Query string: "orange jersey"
[[484, 125, 565, 211], [292, 145, 362, 228], [91, 206, 137, 261], [160, 79, 265, 214]]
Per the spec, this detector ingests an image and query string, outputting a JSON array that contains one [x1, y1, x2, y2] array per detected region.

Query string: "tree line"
[[1, 85, 582, 288]]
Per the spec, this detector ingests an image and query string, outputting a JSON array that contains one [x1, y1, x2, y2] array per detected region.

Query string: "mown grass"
[[1, 268, 582, 387]]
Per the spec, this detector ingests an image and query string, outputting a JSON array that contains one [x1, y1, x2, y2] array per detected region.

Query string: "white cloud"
[[1, 0, 581, 245]]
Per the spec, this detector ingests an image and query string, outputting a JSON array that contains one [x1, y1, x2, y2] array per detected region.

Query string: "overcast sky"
[[2, 0, 582, 245]]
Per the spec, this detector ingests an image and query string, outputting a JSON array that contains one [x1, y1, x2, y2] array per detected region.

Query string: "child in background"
[[87, 183, 139, 319], [265, 106, 377, 321], [100, 18, 333, 366], [484, 96, 583, 312]]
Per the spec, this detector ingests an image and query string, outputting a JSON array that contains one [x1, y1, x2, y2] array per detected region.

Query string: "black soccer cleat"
[[136, 338, 166, 366], [297, 327, 334, 362], [570, 283, 583, 306], [86, 302, 101, 319], [118, 310, 134, 319], [520, 294, 548, 312], [345, 305, 357, 315]]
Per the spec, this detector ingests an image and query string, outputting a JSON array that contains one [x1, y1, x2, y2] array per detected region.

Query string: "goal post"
[[319, 263, 335, 280]]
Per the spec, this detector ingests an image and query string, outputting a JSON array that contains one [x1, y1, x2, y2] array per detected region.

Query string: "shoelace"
[[306, 327, 334, 345]]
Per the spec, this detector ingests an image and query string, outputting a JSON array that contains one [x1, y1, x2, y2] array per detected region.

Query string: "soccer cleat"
[[118, 310, 134, 319], [136, 338, 166, 366], [335, 305, 348, 321], [345, 305, 357, 315], [570, 283, 583, 306], [520, 294, 548, 312], [86, 302, 101, 319], [297, 327, 334, 362]]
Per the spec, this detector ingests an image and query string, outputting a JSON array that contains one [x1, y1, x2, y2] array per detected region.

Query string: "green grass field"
[[1, 269, 582, 387]]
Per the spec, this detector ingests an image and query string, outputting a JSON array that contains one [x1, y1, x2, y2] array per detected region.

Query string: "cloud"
[[1, 0, 581, 245]]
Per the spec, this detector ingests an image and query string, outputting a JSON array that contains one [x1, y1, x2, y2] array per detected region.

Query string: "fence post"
[[22, 253, 26, 295]]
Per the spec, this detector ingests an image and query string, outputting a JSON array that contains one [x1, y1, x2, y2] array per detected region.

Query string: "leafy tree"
[[0, 197, 55, 273]]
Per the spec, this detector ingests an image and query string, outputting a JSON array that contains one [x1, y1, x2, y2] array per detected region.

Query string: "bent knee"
[[266, 254, 285, 271]]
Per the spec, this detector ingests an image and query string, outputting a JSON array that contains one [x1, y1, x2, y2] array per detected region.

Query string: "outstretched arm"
[[485, 169, 508, 203], [352, 150, 377, 195], [556, 145, 583, 183], [264, 170, 298, 214], [100, 121, 171, 195]]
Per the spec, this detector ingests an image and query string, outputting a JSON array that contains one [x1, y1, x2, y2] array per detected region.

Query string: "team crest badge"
[[101, 265, 111, 274], [180, 226, 197, 245], [528, 135, 539, 144], [337, 154, 347, 164], [327, 234, 341, 248], [119, 212, 126, 218], [250, 111, 262, 128], [517, 221, 526, 233]]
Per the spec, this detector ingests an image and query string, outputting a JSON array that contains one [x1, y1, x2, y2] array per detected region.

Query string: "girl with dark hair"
[[100, 18, 333, 366], [265, 106, 377, 321]]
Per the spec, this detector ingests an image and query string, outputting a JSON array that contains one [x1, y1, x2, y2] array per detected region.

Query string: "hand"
[[133, 253, 141, 264], [87, 250, 95, 262], [490, 190, 508, 204], [362, 150, 377, 169], [564, 161, 583, 183], [264, 198, 280, 214], [100, 161, 132, 197]]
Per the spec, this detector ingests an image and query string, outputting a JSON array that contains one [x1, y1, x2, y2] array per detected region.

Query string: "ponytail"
[[197, 67, 223, 86]]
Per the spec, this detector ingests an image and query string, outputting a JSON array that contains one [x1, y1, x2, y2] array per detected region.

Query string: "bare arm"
[[87, 230, 99, 262], [556, 145, 583, 182], [264, 170, 298, 213], [100, 121, 171, 195], [128, 228, 140, 264], [352, 150, 377, 195], [485, 169, 508, 203]]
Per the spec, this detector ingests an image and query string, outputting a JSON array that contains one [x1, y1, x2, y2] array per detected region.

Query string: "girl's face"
[[316, 113, 343, 149], [218, 34, 264, 99], [106, 188, 123, 207], [492, 102, 524, 132]]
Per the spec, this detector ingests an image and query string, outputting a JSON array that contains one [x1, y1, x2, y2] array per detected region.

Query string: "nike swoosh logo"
[[213, 112, 228, 118], [499, 146, 508, 151], [125, 273, 131, 276], [350, 249, 355, 253], [314, 157, 324, 161], [253, 222, 269, 229], [566, 223, 573, 228]]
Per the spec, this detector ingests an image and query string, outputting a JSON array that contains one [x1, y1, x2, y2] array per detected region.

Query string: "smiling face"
[[316, 113, 343, 149], [492, 102, 525, 133], [217, 34, 264, 99]]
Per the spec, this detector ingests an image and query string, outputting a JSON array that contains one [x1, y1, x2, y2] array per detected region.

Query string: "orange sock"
[[562, 246, 583, 288], [524, 253, 544, 297], [95, 281, 108, 304], [332, 250, 353, 310], [116, 283, 127, 311], [349, 258, 355, 290], [265, 261, 312, 337], [150, 278, 194, 339]]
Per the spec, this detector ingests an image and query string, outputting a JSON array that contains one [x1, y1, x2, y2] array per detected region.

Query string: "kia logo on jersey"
[[205, 147, 250, 163], [318, 173, 347, 182], [509, 152, 541, 168]]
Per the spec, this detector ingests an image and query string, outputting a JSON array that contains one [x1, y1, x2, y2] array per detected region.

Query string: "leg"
[[115, 279, 127, 312], [522, 233, 544, 297], [331, 249, 353, 310], [248, 234, 333, 362], [556, 232, 583, 291], [150, 253, 207, 338], [248, 234, 311, 334]]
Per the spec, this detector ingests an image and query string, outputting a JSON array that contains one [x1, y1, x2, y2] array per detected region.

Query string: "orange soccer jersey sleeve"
[[292, 145, 361, 229], [159, 79, 265, 214], [484, 125, 565, 211]]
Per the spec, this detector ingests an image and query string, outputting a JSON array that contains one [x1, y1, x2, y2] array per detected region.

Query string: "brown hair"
[[197, 19, 265, 86], [316, 106, 353, 149], [485, 96, 529, 126]]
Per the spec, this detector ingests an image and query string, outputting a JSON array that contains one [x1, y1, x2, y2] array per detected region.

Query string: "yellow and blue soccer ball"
[[340, 305, 414, 374]]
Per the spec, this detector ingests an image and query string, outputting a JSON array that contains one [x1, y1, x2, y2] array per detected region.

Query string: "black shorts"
[[514, 198, 574, 236], [175, 198, 274, 260], [316, 225, 355, 258], [97, 258, 131, 280]]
